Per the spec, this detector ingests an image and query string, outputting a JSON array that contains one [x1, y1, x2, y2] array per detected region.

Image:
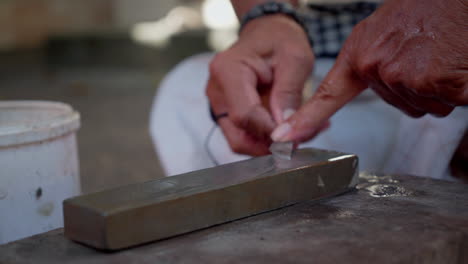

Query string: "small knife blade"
[[269, 141, 294, 160]]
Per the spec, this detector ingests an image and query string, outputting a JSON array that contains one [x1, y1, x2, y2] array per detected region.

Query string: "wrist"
[[240, 13, 303, 36], [239, 2, 314, 48]]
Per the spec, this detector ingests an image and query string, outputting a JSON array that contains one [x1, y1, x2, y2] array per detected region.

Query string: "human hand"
[[271, 0, 468, 143], [206, 14, 314, 155], [451, 129, 468, 182]]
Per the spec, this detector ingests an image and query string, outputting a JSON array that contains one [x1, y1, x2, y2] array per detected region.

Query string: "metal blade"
[[269, 141, 294, 160]]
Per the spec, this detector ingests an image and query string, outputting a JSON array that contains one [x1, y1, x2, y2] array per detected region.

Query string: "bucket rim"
[[0, 100, 80, 148]]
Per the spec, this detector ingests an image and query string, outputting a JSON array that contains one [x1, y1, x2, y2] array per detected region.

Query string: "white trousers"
[[150, 53, 468, 181]]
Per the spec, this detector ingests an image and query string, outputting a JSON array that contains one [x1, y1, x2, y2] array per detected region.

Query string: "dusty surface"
[[1, 174, 467, 264]]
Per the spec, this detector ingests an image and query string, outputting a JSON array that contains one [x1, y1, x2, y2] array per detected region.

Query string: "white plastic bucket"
[[0, 100, 81, 244]]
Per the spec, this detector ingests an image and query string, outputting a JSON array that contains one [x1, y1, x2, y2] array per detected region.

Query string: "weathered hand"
[[272, 0, 468, 143], [206, 14, 314, 155]]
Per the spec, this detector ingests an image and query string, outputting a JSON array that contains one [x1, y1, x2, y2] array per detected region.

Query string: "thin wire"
[[204, 123, 220, 166]]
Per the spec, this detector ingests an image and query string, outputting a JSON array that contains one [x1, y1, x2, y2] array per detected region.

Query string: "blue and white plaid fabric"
[[303, 2, 379, 58]]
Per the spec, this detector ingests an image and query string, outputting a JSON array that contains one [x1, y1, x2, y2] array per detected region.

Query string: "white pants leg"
[[150, 53, 468, 180]]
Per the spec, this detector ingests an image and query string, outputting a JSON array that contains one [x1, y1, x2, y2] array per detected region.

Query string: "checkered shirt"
[[302, 2, 379, 58]]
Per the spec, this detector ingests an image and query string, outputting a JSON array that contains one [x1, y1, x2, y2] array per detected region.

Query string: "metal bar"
[[63, 148, 358, 250]]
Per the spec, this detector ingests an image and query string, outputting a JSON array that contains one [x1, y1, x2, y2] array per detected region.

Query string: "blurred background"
[[0, 0, 240, 193]]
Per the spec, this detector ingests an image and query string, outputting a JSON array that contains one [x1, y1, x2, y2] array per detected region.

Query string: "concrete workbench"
[[1, 173, 467, 264]]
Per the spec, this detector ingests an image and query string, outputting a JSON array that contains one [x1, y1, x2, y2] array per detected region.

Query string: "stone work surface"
[[0, 174, 467, 264]]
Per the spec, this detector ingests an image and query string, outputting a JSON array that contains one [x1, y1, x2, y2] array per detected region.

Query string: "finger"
[[218, 117, 271, 156], [370, 81, 426, 117], [206, 77, 229, 115], [402, 93, 454, 117], [461, 82, 468, 105], [216, 57, 276, 138], [271, 54, 367, 143], [270, 49, 314, 124], [241, 105, 276, 140], [430, 82, 468, 107], [388, 83, 454, 117], [208, 77, 272, 156], [293, 120, 331, 143]]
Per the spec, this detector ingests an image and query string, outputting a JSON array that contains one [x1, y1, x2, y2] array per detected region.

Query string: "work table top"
[[1, 173, 467, 264]]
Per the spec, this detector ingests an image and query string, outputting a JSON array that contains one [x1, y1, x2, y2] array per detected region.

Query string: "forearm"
[[230, 0, 299, 19]]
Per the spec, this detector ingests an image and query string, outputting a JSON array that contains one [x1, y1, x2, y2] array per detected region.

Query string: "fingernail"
[[283, 108, 295, 120], [271, 122, 291, 142]]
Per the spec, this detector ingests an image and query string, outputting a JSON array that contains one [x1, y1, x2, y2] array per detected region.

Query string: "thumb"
[[271, 54, 368, 143], [270, 50, 314, 124]]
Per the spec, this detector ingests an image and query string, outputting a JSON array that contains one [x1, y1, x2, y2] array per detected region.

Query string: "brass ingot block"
[[64, 148, 358, 250]]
